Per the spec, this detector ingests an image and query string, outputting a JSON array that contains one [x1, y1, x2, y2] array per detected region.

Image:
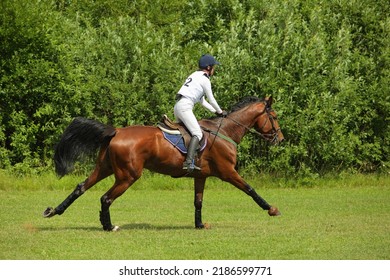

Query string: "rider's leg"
[[183, 135, 201, 171], [174, 100, 202, 172]]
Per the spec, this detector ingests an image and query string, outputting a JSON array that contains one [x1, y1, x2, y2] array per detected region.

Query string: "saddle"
[[157, 115, 206, 154]]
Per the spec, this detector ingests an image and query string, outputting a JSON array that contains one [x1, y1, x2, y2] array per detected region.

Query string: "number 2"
[[184, 77, 192, 87]]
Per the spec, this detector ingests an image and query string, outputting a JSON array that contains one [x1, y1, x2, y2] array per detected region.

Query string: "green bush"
[[0, 0, 389, 176]]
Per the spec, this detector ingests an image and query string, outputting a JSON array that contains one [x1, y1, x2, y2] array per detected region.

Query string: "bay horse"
[[43, 96, 284, 231]]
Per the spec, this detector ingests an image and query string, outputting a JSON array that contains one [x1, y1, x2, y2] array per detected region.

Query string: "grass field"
[[0, 172, 389, 260]]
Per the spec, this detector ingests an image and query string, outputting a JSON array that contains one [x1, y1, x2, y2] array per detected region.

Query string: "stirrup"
[[183, 160, 201, 172]]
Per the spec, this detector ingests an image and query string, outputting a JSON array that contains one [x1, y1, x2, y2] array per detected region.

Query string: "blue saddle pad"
[[162, 131, 207, 154]]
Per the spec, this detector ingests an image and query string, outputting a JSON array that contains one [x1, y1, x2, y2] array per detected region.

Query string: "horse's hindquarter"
[[109, 126, 185, 174]]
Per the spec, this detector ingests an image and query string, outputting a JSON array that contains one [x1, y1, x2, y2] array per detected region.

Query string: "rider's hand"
[[216, 110, 228, 117]]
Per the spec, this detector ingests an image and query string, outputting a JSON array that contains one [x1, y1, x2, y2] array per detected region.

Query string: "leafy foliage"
[[0, 0, 389, 176]]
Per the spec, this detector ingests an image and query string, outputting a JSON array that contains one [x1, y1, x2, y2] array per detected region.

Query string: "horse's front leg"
[[248, 187, 281, 216], [225, 172, 281, 216], [43, 181, 86, 218], [194, 177, 207, 229]]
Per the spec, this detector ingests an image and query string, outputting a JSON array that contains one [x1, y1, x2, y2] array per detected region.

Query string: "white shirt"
[[178, 71, 222, 114]]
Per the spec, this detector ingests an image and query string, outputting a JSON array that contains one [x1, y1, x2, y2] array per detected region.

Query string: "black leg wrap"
[[195, 209, 204, 228], [55, 182, 85, 215], [248, 188, 271, 210], [100, 195, 114, 231], [99, 210, 114, 231]]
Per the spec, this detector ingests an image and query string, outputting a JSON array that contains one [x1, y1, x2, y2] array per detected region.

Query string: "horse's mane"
[[229, 96, 264, 113], [205, 96, 264, 121]]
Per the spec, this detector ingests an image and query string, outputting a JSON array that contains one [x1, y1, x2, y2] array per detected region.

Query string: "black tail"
[[54, 117, 116, 177]]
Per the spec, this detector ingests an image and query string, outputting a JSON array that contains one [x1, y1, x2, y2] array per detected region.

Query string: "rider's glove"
[[216, 110, 228, 117]]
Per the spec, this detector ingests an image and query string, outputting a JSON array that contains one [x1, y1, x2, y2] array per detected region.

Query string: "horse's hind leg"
[[43, 180, 85, 217], [43, 163, 113, 218], [99, 175, 138, 231]]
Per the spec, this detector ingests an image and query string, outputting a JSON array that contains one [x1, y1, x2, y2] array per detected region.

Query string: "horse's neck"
[[221, 107, 258, 144], [200, 102, 264, 145]]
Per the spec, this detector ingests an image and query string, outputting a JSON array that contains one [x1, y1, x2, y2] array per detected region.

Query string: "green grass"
[[0, 172, 389, 260]]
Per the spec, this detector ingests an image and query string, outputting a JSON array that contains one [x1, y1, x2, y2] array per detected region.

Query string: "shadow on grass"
[[37, 226, 102, 232], [121, 223, 193, 231], [37, 223, 194, 232]]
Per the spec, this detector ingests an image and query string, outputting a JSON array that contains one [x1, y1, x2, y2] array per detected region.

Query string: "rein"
[[202, 124, 237, 148], [226, 109, 279, 142], [226, 115, 265, 138], [202, 102, 281, 148], [208, 117, 225, 150]]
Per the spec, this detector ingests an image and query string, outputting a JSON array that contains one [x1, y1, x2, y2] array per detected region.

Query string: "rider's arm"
[[200, 96, 217, 113], [202, 78, 223, 114]]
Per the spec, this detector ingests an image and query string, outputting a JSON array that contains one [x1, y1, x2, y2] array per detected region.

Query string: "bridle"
[[225, 105, 281, 144]]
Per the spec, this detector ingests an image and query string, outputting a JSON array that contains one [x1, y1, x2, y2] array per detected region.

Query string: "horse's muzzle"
[[272, 129, 285, 145]]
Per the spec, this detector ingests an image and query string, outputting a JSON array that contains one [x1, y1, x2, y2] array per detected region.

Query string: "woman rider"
[[174, 54, 227, 172]]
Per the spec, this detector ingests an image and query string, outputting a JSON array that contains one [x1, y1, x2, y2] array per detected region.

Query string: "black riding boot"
[[183, 136, 201, 172]]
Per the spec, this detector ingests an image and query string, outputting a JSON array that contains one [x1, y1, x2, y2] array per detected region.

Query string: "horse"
[[43, 96, 285, 231]]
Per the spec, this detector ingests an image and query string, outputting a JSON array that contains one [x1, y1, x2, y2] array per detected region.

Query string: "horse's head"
[[254, 96, 285, 144]]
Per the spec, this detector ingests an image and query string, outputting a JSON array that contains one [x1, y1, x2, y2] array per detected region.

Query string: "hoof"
[[195, 223, 211, 229], [103, 225, 120, 232], [195, 224, 204, 229], [268, 207, 281, 216], [43, 207, 56, 218]]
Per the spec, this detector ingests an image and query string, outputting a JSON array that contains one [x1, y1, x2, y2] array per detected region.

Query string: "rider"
[[174, 54, 227, 172]]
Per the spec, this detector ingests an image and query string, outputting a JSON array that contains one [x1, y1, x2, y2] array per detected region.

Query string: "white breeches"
[[174, 98, 203, 141]]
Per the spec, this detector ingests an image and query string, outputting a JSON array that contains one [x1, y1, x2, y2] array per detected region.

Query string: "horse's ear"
[[266, 96, 273, 107]]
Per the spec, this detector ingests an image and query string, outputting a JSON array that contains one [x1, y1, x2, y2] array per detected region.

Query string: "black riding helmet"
[[198, 54, 220, 69]]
